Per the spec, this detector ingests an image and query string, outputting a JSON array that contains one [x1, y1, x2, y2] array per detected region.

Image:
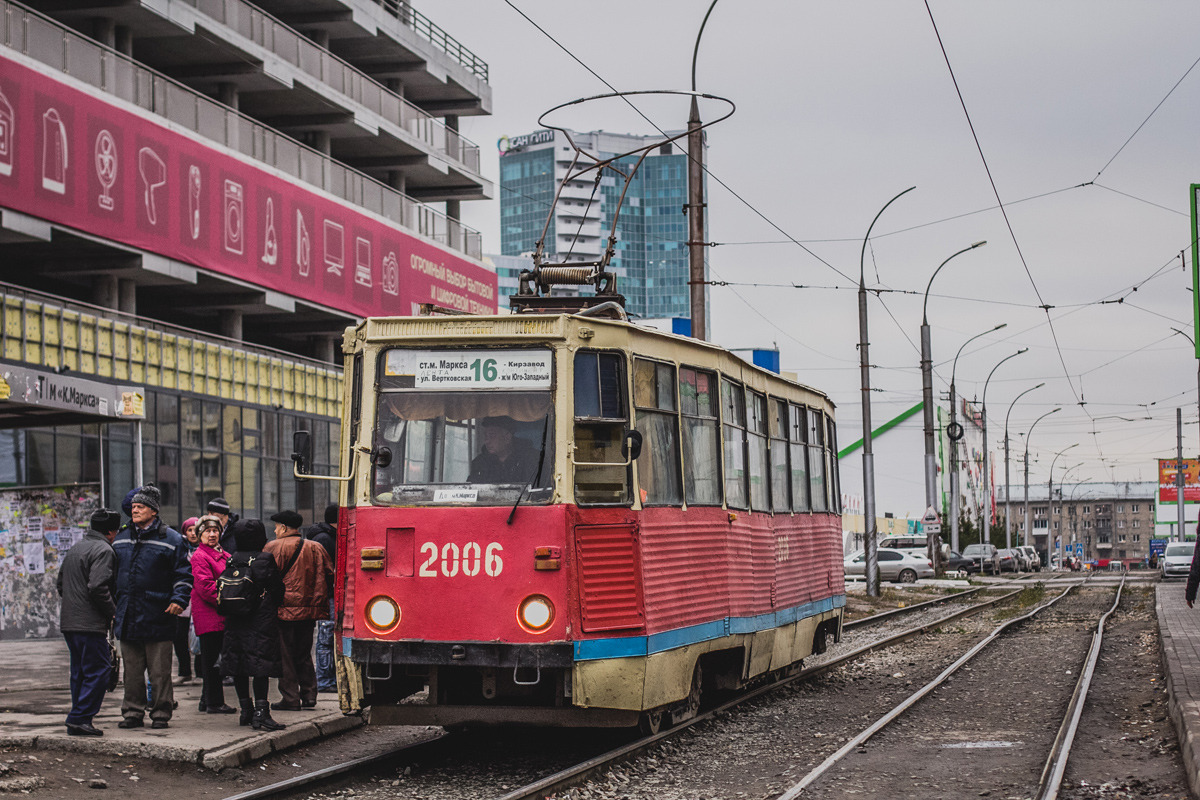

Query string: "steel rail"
[[843, 587, 983, 630], [1035, 574, 1127, 800], [775, 576, 1099, 798], [490, 586, 1028, 800]]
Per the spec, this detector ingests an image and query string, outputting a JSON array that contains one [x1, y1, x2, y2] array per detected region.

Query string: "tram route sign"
[[384, 348, 553, 390]]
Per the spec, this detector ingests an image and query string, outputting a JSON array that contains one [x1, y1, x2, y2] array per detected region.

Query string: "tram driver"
[[469, 416, 539, 484]]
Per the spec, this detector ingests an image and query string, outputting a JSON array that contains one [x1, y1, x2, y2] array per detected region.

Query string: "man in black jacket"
[[56, 509, 120, 736]]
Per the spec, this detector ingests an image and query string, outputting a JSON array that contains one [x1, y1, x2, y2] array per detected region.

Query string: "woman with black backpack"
[[217, 518, 286, 731]]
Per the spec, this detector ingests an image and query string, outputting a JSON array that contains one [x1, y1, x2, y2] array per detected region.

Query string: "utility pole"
[[687, 0, 718, 342], [1179, 408, 1186, 541]]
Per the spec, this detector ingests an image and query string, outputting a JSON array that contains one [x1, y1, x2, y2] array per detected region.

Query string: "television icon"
[[323, 220, 344, 275]]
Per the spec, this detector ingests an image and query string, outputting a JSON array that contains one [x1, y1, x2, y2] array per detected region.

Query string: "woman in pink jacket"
[[191, 515, 235, 714]]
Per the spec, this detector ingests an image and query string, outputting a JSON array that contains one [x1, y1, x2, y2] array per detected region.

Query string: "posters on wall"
[[0, 484, 99, 640]]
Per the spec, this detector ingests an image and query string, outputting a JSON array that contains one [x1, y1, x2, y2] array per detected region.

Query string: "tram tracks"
[[217, 585, 1037, 800]]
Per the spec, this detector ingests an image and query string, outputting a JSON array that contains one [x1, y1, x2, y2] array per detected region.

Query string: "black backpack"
[[216, 554, 262, 618]]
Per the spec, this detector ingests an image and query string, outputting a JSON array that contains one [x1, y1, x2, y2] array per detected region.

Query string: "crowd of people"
[[56, 486, 337, 737]]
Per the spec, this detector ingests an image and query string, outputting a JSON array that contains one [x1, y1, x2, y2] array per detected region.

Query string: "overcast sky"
[[431, 0, 1200, 491]]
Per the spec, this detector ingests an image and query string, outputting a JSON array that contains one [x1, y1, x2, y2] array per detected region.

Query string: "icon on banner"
[[188, 166, 202, 239], [94, 130, 117, 211], [41, 108, 68, 194], [354, 237, 372, 287], [323, 220, 344, 275], [0, 88, 13, 177], [382, 251, 399, 296], [296, 210, 311, 276], [224, 179, 244, 254], [137, 147, 165, 225], [261, 197, 278, 265]]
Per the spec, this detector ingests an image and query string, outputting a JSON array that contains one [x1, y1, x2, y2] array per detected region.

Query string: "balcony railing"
[[0, 0, 482, 260], [372, 0, 488, 81], [184, 0, 481, 174]]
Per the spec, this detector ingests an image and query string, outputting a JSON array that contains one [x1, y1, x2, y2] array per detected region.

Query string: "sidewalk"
[[1157, 582, 1200, 799], [0, 639, 362, 770]]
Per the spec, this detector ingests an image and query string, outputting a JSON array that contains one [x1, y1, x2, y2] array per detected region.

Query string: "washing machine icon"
[[224, 179, 244, 255]]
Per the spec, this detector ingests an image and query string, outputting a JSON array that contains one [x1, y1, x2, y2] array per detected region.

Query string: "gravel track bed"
[[1059, 587, 1189, 800], [796, 585, 1119, 799]]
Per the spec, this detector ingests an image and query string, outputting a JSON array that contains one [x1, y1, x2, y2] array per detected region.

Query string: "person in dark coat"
[[56, 508, 120, 736], [303, 503, 338, 693], [112, 485, 192, 729], [1186, 523, 1200, 608], [219, 518, 287, 731]]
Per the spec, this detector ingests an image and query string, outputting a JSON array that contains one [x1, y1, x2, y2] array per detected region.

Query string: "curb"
[[1155, 585, 1200, 800]]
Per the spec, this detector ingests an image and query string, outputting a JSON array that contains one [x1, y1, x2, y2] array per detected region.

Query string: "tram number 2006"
[[418, 542, 503, 577]]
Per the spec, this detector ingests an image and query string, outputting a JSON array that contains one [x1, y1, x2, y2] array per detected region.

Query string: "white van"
[[878, 535, 941, 559]]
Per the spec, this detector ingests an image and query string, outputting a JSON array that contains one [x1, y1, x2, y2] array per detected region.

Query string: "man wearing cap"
[[56, 509, 120, 736], [264, 510, 333, 710], [205, 497, 239, 553], [468, 416, 539, 483], [112, 485, 193, 729]]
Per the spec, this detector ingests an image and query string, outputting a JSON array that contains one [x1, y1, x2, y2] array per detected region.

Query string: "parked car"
[[845, 549, 935, 583], [1161, 542, 1195, 579], [1018, 545, 1041, 571], [962, 543, 1001, 575], [943, 550, 978, 575], [996, 548, 1021, 572], [878, 535, 941, 559]]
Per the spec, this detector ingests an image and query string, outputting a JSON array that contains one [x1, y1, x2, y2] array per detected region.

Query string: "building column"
[[308, 29, 330, 48], [310, 131, 331, 155], [114, 26, 132, 57], [219, 309, 243, 340], [216, 82, 239, 111], [312, 336, 337, 364], [92, 274, 119, 309], [117, 279, 136, 315], [385, 78, 405, 99], [92, 17, 116, 48]]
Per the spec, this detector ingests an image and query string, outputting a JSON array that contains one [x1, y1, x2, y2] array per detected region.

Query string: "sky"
[[428, 0, 1200, 496]]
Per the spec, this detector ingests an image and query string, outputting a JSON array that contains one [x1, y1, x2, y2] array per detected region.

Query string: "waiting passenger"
[[468, 417, 538, 484]]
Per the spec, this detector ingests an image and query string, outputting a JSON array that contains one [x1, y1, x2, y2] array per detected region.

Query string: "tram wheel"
[[670, 664, 703, 726], [638, 706, 665, 736]]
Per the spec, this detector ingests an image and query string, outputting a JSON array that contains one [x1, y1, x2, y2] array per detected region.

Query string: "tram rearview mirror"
[[292, 430, 312, 481], [623, 429, 643, 462]]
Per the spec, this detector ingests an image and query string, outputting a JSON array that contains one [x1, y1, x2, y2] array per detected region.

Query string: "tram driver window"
[[573, 351, 631, 506]]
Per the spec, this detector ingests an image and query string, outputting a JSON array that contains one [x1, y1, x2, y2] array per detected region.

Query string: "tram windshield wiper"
[[507, 416, 550, 525]]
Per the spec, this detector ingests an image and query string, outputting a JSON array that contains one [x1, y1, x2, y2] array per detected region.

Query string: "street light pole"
[[1023, 407, 1061, 555], [1171, 328, 1200, 452], [1004, 383, 1044, 549], [687, 0, 719, 342], [920, 241, 986, 519], [1048, 443, 1079, 569], [859, 186, 915, 598], [980, 348, 1027, 544], [948, 323, 1007, 552]]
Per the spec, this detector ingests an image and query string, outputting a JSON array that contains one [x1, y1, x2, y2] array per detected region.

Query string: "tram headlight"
[[365, 595, 400, 633], [518, 594, 555, 633]]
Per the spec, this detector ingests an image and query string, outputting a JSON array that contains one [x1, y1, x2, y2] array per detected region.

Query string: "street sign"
[[921, 506, 942, 536], [1074, 543, 1083, 556], [1150, 538, 1168, 557]]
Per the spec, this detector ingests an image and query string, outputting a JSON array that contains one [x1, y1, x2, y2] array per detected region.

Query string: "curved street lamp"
[[1003, 382, 1044, 549], [979, 348, 1027, 541], [947, 323, 1007, 552], [857, 187, 915, 597], [1022, 406, 1062, 551], [687, 0, 720, 341], [919, 241, 986, 518], [1046, 444, 1079, 568]]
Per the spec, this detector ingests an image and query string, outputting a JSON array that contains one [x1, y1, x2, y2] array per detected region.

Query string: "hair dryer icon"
[[138, 147, 166, 225]]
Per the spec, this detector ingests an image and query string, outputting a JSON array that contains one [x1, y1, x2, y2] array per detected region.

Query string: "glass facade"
[[500, 148, 556, 257], [0, 389, 339, 531]]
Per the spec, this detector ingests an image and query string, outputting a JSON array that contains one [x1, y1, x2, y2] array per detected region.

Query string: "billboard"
[[1158, 458, 1200, 503], [0, 57, 496, 318]]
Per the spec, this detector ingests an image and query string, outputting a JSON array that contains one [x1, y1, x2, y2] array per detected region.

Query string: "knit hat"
[[182, 516, 199, 531], [323, 503, 338, 526], [231, 518, 267, 552], [196, 514, 223, 535], [207, 497, 232, 516], [130, 484, 161, 513], [270, 510, 303, 529], [89, 508, 121, 534]]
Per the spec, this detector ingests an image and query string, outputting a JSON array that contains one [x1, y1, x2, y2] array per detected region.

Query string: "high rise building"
[[0, 0, 496, 639], [499, 128, 705, 320]]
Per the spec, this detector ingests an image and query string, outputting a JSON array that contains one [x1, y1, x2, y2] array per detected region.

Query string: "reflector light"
[[366, 595, 400, 633], [518, 595, 554, 633]]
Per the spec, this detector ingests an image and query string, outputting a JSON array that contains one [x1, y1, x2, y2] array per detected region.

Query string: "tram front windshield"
[[373, 390, 555, 506]]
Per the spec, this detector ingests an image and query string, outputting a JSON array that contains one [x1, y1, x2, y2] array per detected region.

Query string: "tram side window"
[[808, 408, 827, 512], [770, 399, 791, 513], [747, 390, 769, 511], [721, 379, 748, 510], [789, 403, 810, 512], [574, 351, 632, 506], [826, 416, 842, 513], [680, 367, 722, 505], [633, 359, 682, 505]]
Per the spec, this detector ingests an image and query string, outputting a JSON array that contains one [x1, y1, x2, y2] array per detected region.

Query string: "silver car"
[[1018, 545, 1041, 571], [1161, 542, 1195, 580], [845, 549, 935, 584], [962, 543, 1000, 575]]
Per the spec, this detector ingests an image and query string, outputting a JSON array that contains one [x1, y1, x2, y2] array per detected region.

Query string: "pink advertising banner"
[[0, 57, 497, 316]]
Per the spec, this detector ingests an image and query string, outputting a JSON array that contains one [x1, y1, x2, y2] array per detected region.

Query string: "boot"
[[238, 698, 254, 727], [251, 701, 286, 732]]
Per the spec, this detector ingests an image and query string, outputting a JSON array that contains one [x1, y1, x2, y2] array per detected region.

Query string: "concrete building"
[[498, 128, 704, 320], [997, 483, 1158, 565], [0, 0, 496, 637]]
